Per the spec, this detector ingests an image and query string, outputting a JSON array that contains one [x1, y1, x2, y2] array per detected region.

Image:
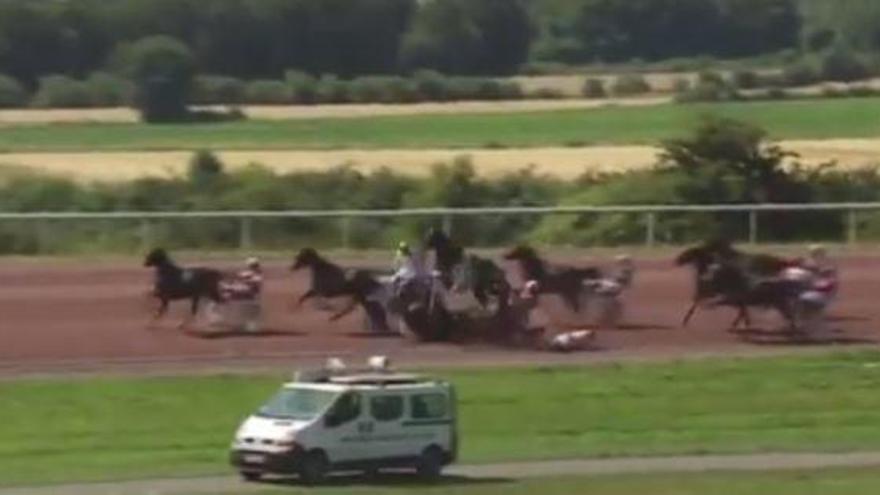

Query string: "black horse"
[[503, 245, 602, 313], [143, 248, 225, 328], [291, 248, 391, 333], [677, 240, 792, 326], [394, 275, 454, 342], [697, 261, 801, 332], [423, 229, 511, 314]]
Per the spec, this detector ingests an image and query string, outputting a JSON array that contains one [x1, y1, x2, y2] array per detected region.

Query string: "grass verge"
[[0, 98, 879, 152], [4, 351, 880, 486]]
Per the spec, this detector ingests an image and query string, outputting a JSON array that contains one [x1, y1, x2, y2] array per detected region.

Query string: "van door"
[[365, 392, 408, 461], [321, 391, 367, 464], [405, 391, 453, 456]]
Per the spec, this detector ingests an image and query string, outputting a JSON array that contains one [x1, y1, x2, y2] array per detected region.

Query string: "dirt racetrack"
[[0, 253, 877, 376]]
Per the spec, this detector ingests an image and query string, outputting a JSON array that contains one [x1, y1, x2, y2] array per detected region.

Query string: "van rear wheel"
[[416, 446, 444, 480], [299, 450, 329, 485]]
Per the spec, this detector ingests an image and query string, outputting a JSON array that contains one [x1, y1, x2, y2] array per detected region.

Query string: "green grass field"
[[1, 98, 879, 152], [4, 351, 880, 486], [228, 468, 880, 495]]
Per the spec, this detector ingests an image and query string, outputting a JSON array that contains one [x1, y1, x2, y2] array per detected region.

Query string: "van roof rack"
[[328, 373, 425, 386]]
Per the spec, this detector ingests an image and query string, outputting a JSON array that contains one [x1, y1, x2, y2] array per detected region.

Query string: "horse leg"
[[681, 300, 700, 327], [180, 296, 201, 330], [562, 288, 582, 314], [150, 298, 169, 328], [297, 290, 316, 308]]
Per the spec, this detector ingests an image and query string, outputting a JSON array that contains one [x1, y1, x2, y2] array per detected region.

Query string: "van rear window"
[[411, 393, 447, 419]]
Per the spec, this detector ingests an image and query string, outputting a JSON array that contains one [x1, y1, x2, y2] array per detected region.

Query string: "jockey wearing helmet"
[[391, 241, 428, 291], [223, 257, 263, 300]]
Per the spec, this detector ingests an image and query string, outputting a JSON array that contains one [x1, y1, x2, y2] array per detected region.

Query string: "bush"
[[244, 80, 291, 104], [349, 76, 421, 104], [820, 49, 872, 82], [675, 72, 738, 103], [731, 69, 759, 90], [187, 150, 225, 188], [192, 75, 245, 105], [413, 70, 450, 101], [610, 74, 651, 96], [0, 74, 27, 108], [530, 88, 566, 99], [121, 36, 196, 123], [32, 75, 93, 108], [581, 78, 607, 98], [285, 70, 318, 105], [86, 72, 133, 106], [315, 75, 351, 104], [781, 61, 820, 87]]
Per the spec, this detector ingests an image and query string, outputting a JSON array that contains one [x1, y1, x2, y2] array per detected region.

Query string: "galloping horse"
[[423, 228, 511, 314], [503, 245, 602, 313], [676, 240, 792, 326], [290, 248, 391, 333], [697, 261, 801, 332], [143, 248, 225, 328]]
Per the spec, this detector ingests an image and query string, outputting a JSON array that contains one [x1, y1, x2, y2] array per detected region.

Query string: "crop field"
[[4, 351, 880, 487], [0, 98, 879, 154]]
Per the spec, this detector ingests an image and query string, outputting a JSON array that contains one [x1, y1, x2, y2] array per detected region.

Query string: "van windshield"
[[257, 387, 340, 421]]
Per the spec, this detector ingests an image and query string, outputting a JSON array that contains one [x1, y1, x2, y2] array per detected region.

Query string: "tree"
[[400, 0, 532, 75], [0, 73, 26, 108], [121, 35, 195, 122], [660, 117, 807, 204]]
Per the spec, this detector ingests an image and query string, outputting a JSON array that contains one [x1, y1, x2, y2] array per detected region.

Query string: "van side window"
[[328, 392, 361, 427], [370, 395, 403, 422], [411, 393, 447, 419]]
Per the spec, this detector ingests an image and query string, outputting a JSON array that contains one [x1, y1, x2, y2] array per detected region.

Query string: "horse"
[[697, 261, 801, 332], [393, 275, 454, 342], [290, 247, 391, 333], [676, 240, 792, 326], [503, 245, 602, 313], [423, 229, 511, 314], [143, 248, 225, 328]]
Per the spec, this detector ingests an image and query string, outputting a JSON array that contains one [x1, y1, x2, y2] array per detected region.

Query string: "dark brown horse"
[[290, 248, 391, 333], [503, 245, 602, 313], [423, 228, 511, 314], [143, 248, 225, 328], [676, 240, 792, 326], [697, 261, 801, 332]]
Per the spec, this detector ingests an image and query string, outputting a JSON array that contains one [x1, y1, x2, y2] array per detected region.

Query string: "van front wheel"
[[299, 450, 329, 485], [416, 446, 444, 480], [240, 471, 261, 482]]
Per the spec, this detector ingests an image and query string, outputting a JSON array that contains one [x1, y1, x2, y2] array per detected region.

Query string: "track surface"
[[5, 452, 880, 495], [0, 253, 877, 376]]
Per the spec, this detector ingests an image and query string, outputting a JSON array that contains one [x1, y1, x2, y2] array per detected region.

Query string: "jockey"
[[224, 257, 263, 300], [782, 246, 838, 309], [391, 241, 428, 294]]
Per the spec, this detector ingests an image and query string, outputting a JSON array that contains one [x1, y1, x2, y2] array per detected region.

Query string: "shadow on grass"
[[262, 472, 513, 488]]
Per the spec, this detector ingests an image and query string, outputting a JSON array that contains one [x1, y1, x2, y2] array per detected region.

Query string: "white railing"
[[1, 202, 878, 250]]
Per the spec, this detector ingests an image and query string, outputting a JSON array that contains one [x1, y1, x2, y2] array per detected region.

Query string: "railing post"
[[340, 216, 352, 249], [239, 217, 252, 251], [645, 212, 656, 247], [847, 209, 858, 245], [442, 214, 453, 236], [139, 219, 153, 252], [748, 210, 758, 245]]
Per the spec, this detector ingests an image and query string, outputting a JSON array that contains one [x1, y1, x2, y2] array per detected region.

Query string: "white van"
[[229, 358, 458, 484]]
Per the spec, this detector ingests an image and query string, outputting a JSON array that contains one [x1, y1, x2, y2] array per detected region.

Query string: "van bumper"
[[229, 448, 303, 475]]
